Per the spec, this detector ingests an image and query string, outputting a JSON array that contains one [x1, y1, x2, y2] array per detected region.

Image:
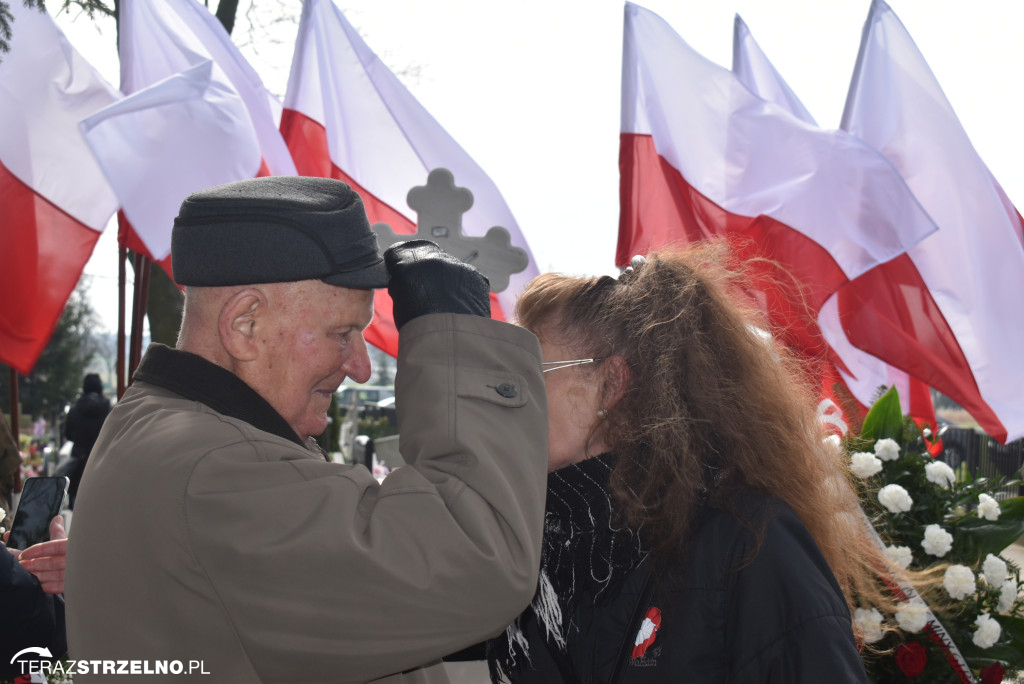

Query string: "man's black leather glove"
[[385, 240, 491, 330]]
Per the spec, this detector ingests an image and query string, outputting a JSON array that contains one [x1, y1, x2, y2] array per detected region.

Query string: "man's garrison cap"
[[172, 176, 389, 289]]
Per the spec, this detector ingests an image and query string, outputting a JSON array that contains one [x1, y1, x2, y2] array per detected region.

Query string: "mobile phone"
[[6, 476, 69, 550]]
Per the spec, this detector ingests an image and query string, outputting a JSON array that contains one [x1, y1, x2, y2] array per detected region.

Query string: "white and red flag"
[[0, 4, 120, 373], [619, 3, 936, 382], [731, 15, 817, 127], [731, 13, 937, 432], [80, 61, 262, 263], [111, 0, 295, 271], [838, 0, 1024, 443], [281, 0, 538, 357]]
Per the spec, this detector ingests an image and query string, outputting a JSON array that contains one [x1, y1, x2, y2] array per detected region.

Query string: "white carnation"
[[874, 438, 901, 462], [0, 507, 5, 520], [921, 524, 954, 557], [851, 452, 883, 479], [884, 545, 913, 570], [854, 607, 885, 644], [895, 599, 929, 633], [878, 484, 913, 513], [998, 578, 1018, 614], [982, 554, 1008, 587], [978, 493, 1001, 521], [973, 613, 1001, 649], [943, 565, 976, 600], [924, 461, 956, 489]]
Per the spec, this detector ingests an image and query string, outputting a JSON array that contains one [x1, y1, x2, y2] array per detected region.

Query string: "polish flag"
[[115, 0, 295, 271], [619, 3, 937, 382], [80, 61, 262, 263], [731, 15, 817, 127], [281, 0, 539, 357], [0, 4, 120, 374], [731, 13, 937, 433], [838, 0, 1024, 443]]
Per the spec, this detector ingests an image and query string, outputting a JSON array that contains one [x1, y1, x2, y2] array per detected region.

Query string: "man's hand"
[[19, 516, 67, 594], [384, 240, 490, 330]]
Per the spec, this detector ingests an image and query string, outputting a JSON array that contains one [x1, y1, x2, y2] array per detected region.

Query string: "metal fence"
[[937, 427, 1024, 498]]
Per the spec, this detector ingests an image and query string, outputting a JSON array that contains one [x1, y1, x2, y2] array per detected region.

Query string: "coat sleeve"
[[63, 401, 82, 443], [186, 314, 548, 683], [0, 546, 67, 678]]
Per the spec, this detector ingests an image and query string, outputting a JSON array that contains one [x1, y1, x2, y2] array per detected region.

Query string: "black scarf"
[[487, 453, 648, 682]]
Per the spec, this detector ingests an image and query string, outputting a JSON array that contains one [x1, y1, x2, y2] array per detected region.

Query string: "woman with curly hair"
[[486, 244, 881, 683]]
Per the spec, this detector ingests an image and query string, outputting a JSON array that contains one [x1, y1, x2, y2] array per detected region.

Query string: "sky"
[[51, 0, 1024, 336]]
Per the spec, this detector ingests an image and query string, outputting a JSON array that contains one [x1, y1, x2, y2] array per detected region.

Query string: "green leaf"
[[998, 614, 1024, 643], [959, 615, 1024, 664], [955, 497, 1024, 561], [861, 386, 904, 443], [963, 641, 1021, 664]]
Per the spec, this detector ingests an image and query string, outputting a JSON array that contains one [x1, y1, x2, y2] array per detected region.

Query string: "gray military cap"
[[171, 176, 389, 289]]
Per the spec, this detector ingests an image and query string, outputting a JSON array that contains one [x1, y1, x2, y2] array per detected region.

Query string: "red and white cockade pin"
[[632, 606, 662, 659]]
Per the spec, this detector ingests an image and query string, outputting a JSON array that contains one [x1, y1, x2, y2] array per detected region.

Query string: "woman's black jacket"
[[503, 493, 869, 683]]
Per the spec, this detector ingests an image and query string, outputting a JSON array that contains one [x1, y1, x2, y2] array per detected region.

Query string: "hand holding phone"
[[5, 476, 69, 551], [17, 515, 68, 594]]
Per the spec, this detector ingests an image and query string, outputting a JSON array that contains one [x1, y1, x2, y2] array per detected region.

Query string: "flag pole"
[[117, 243, 127, 399], [128, 252, 151, 379], [8, 367, 19, 493], [128, 251, 141, 381], [7, 368, 18, 440]]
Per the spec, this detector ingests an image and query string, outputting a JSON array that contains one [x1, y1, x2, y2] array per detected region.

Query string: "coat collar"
[[133, 343, 306, 447]]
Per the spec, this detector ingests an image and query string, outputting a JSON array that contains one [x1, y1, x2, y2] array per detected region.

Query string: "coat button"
[[495, 383, 518, 398]]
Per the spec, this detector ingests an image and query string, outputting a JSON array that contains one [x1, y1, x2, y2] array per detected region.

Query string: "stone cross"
[[371, 168, 529, 293]]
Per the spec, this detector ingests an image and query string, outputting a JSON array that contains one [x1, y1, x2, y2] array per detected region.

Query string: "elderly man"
[[65, 177, 547, 683]]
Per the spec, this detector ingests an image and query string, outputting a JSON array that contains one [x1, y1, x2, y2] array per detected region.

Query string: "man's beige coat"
[[65, 314, 547, 683]]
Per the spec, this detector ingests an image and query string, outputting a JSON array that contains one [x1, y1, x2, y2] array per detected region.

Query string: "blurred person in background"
[[2, 515, 69, 678], [59, 373, 110, 508], [0, 411, 18, 531]]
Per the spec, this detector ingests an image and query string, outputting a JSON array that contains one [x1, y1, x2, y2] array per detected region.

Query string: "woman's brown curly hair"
[[515, 242, 893, 632]]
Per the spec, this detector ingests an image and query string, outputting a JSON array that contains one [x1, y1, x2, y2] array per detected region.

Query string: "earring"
[[597, 408, 607, 418]]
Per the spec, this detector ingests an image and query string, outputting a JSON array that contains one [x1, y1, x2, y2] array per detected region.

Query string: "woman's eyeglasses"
[[541, 358, 606, 374]]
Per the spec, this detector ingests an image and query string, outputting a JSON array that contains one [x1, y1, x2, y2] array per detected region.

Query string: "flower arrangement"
[[18, 439, 46, 482], [846, 387, 1024, 683]]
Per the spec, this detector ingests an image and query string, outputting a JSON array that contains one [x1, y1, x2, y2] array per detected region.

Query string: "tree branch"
[[0, 1, 48, 55]]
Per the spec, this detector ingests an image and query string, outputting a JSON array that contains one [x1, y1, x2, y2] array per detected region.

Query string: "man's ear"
[[601, 355, 631, 410], [219, 288, 265, 362]]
